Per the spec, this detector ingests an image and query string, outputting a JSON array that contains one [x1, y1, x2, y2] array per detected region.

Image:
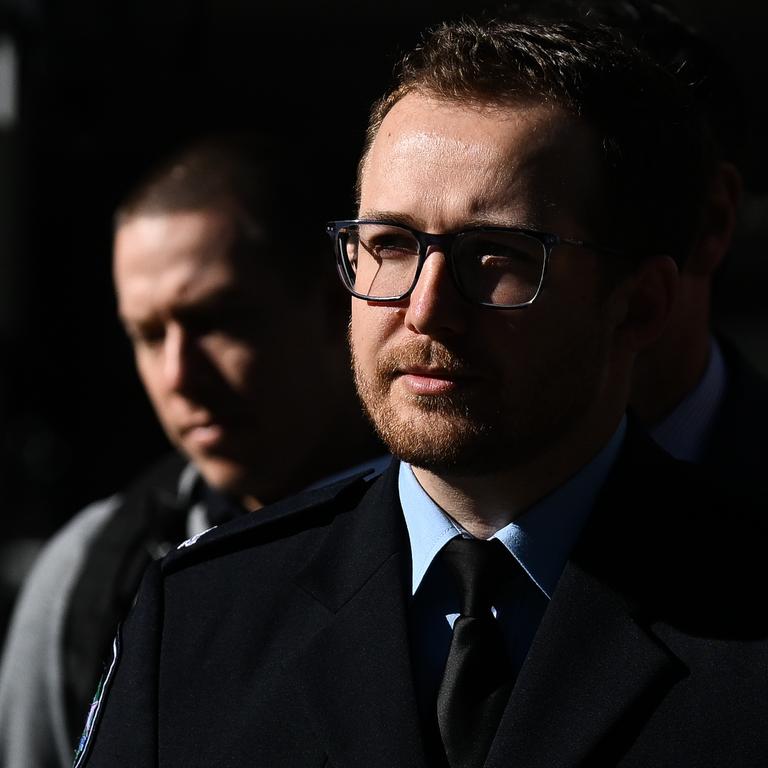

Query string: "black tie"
[[436, 537, 517, 768]]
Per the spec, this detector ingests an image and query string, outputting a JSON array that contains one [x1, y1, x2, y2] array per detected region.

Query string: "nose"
[[403, 248, 467, 337], [162, 323, 201, 394]]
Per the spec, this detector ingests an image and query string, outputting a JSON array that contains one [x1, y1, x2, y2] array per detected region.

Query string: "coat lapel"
[[487, 425, 693, 768], [288, 426, 715, 767], [293, 463, 428, 768], [486, 560, 684, 768]]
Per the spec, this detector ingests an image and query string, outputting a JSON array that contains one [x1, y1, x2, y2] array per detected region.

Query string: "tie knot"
[[440, 537, 512, 618]]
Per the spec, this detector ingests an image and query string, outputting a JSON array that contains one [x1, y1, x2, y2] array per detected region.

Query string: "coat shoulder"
[[161, 470, 379, 575]]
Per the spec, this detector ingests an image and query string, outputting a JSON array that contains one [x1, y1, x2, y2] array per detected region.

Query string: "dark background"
[[0, 0, 766, 616], [0, 0, 472, 542]]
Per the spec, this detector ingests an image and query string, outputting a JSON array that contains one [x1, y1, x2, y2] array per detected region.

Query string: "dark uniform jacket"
[[77, 427, 767, 768], [65, 452, 245, 750]]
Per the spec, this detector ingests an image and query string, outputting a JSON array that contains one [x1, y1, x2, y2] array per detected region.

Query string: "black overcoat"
[[79, 426, 768, 767]]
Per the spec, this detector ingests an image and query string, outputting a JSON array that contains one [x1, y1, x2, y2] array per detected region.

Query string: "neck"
[[238, 493, 264, 513], [411, 410, 625, 539], [239, 408, 385, 511], [293, 414, 387, 489]]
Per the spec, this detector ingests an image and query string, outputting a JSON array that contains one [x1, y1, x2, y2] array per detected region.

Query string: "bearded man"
[[76, 15, 767, 768]]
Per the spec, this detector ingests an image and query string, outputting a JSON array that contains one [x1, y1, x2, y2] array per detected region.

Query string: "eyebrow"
[[356, 210, 421, 228], [119, 283, 254, 327], [357, 209, 542, 233]]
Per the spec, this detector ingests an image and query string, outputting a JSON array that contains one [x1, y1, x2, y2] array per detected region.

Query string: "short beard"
[[351, 336, 519, 476], [350, 312, 612, 478]]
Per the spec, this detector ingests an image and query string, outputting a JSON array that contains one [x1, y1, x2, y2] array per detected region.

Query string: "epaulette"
[[162, 469, 377, 571]]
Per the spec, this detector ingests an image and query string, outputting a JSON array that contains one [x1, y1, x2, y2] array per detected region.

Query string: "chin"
[[194, 456, 251, 498], [367, 397, 509, 476]]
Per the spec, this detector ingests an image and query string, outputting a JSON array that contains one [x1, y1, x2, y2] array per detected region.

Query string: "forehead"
[[360, 93, 603, 232], [114, 208, 237, 284], [113, 208, 272, 314]]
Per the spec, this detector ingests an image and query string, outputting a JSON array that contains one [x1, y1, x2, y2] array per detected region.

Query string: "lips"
[[396, 365, 478, 395], [178, 418, 231, 450], [179, 417, 217, 434], [399, 364, 466, 376], [371, 338, 487, 398]]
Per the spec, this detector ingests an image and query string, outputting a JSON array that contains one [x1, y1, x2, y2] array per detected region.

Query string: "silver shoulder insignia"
[[177, 525, 217, 549]]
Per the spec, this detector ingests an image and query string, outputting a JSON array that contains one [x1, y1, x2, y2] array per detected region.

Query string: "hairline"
[[356, 85, 577, 206]]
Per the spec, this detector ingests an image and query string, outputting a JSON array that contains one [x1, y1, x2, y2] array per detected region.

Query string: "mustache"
[[376, 339, 481, 377]]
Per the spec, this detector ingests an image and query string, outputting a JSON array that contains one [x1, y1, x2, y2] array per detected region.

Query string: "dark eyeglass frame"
[[326, 219, 623, 309]]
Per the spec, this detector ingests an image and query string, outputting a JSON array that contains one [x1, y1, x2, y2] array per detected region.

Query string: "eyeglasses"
[[326, 220, 620, 309]]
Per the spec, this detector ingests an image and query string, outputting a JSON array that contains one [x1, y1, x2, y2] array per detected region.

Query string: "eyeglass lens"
[[341, 223, 546, 305]]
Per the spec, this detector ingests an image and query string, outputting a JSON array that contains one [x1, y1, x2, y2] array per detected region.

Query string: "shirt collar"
[[399, 416, 627, 597], [650, 336, 727, 462]]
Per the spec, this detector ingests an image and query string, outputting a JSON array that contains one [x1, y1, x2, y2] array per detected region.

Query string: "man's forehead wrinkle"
[[372, 136, 522, 223], [363, 99, 596, 235], [385, 108, 571, 176], [387, 129, 499, 163]]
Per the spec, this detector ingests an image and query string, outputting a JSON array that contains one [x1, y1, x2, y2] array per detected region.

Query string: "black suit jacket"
[[703, 338, 768, 499], [79, 428, 767, 767]]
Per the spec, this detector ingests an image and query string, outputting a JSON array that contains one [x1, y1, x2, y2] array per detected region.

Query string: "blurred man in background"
[[609, 0, 768, 493], [0, 132, 388, 768]]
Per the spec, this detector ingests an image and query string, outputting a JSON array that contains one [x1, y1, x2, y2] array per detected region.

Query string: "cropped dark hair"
[[501, 0, 747, 172], [358, 16, 716, 265], [115, 132, 341, 290]]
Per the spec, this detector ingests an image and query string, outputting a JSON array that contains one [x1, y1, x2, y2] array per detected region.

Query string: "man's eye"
[[360, 237, 416, 261], [374, 243, 414, 260], [475, 247, 535, 267], [129, 327, 164, 347], [478, 253, 508, 266], [477, 252, 516, 267]]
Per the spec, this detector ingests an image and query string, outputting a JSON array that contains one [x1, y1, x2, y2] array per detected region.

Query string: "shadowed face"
[[114, 207, 341, 505], [351, 94, 624, 476]]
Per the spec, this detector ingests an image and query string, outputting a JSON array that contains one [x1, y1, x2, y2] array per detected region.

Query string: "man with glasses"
[[77, 15, 767, 768]]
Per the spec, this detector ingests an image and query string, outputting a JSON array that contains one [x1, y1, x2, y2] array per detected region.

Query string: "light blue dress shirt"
[[650, 336, 727, 462], [399, 417, 626, 723]]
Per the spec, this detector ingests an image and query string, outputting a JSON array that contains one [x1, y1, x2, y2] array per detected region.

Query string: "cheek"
[[134, 353, 165, 403], [484, 305, 590, 388], [134, 359, 178, 431], [473, 312, 534, 372], [350, 301, 393, 368], [203, 337, 261, 388]]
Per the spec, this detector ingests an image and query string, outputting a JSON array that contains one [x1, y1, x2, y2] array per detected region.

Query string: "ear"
[[611, 255, 679, 355], [685, 162, 743, 276]]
